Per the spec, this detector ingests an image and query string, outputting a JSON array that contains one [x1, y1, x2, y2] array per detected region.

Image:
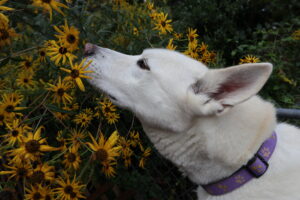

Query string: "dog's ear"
[[189, 63, 272, 115]]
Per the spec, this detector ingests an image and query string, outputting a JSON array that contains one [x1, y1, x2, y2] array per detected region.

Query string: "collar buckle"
[[245, 153, 269, 178]]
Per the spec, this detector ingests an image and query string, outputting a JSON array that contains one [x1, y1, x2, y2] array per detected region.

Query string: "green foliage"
[[0, 0, 299, 199]]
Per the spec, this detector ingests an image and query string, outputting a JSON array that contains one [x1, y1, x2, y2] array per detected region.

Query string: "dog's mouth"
[[108, 94, 117, 101]]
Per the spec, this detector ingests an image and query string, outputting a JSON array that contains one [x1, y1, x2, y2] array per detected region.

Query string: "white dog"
[[84, 44, 300, 200]]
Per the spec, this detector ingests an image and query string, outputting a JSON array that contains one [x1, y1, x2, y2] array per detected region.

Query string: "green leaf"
[[45, 104, 76, 114]]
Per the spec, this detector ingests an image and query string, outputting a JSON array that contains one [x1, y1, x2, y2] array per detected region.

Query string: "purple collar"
[[202, 132, 277, 196]]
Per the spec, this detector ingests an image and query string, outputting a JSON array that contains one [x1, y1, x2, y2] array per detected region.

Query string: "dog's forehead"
[[142, 48, 208, 75]]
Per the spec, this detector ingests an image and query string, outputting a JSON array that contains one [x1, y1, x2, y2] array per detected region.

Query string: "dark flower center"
[[161, 21, 166, 27], [67, 153, 76, 162], [40, 51, 46, 57], [12, 130, 19, 137], [23, 78, 29, 83], [57, 88, 65, 97], [95, 149, 108, 162], [25, 61, 31, 68], [33, 192, 42, 200], [103, 107, 111, 113], [64, 185, 73, 194], [189, 36, 194, 42], [59, 47, 68, 54], [70, 69, 79, 78], [5, 105, 14, 113], [30, 171, 45, 184], [42, 0, 51, 3], [67, 34, 76, 44], [0, 29, 9, 40], [25, 140, 40, 153]]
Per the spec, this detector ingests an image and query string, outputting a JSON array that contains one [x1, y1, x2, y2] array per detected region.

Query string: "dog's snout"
[[84, 43, 96, 57]]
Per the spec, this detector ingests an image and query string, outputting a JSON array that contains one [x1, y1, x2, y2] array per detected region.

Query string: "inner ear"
[[210, 70, 255, 100], [192, 63, 273, 106]]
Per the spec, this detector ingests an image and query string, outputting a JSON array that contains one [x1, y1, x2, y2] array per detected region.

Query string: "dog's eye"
[[137, 59, 150, 71]]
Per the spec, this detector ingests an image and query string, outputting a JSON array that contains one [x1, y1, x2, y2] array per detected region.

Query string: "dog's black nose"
[[84, 43, 96, 56]]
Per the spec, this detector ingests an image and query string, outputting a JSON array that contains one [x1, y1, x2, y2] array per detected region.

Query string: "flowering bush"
[[0, 0, 299, 199]]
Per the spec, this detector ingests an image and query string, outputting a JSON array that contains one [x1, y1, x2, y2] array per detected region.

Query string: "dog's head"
[[84, 44, 272, 132]]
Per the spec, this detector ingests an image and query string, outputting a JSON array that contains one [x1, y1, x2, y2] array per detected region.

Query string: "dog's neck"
[[141, 96, 276, 184]]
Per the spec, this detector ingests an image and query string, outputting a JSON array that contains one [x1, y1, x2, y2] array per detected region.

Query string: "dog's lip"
[[108, 94, 117, 101]]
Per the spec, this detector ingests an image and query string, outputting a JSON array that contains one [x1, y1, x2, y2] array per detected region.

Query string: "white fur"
[[85, 46, 300, 200]]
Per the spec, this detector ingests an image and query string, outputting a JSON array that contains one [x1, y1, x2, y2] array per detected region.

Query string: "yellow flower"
[[3, 119, 31, 146], [0, 13, 9, 25], [99, 99, 117, 115], [173, 32, 183, 40], [239, 55, 260, 64], [199, 42, 208, 54], [47, 40, 77, 66], [73, 112, 92, 128], [0, 0, 14, 25], [184, 41, 199, 59], [0, 0, 14, 11], [166, 38, 176, 50], [0, 93, 25, 119], [54, 20, 80, 51], [54, 175, 85, 200], [119, 136, 131, 151], [123, 152, 132, 168], [0, 104, 6, 126], [60, 59, 93, 91], [200, 51, 216, 64], [119, 136, 133, 168], [54, 111, 70, 121], [133, 27, 139, 36], [63, 102, 79, 111], [102, 160, 117, 177], [16, 71, 36, 89], [187, 28, 198, 44], [5, 92, 23, 105], [62, 146, 81, 170], [10, 126, 60, 161], [105, 112, 120, 124], [149, 11, 159, 21], [40, 185, 55, 200], [32, 0, 68, 21], [66, 129, 87, 149], [0, 161, 31, 180], [86, 131, 121, 164], [18, 55, 38, 72], [139, 146, 151, 168], [146, 2, 154, 11], [25, 184, 54, 200], [29, 163, 55, 184], [0, 23, 18, 48], [47, 76, 73, 105], [153, 12, 173, 35], [37, 48, 47, 63], [129, 131, 140, 148], [292, 29, 300, 40]]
